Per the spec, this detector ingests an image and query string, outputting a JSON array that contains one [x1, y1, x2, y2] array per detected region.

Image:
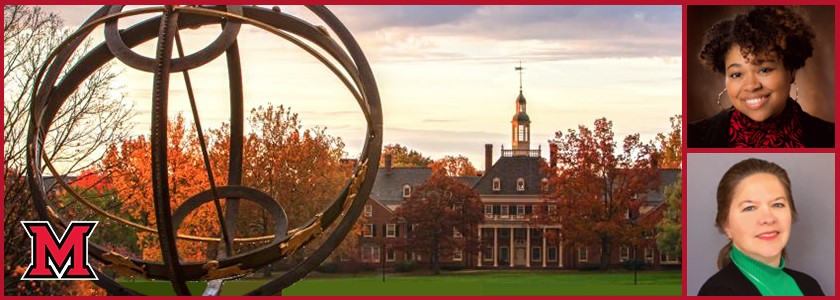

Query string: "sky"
[[42, 5, 682, 171]]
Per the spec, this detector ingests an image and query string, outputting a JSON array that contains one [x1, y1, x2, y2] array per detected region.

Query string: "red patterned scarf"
[[729, 99, 804, 148]]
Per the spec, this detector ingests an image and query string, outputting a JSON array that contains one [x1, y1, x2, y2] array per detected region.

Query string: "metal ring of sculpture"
[[26, 5, 382, 296]]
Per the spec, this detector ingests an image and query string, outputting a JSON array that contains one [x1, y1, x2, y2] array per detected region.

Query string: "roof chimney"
[[385, 154, 393, 174], [484, 144, 493, 172], [549, 143, 557, 169]]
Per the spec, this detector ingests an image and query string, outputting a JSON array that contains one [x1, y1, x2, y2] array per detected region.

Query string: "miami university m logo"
[[20, 221, 98, 280]]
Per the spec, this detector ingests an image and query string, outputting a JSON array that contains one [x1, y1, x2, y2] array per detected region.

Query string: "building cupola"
[[511, 62, 531, 154]]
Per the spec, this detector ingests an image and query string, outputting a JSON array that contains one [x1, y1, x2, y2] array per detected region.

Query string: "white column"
[[558, 229, 563, 268], [477, 226, 483, 267], [526, 227, 531, 267], [509, 228, 514, 267], [542, 228, 547, 267], [493, 227, 498, 267]]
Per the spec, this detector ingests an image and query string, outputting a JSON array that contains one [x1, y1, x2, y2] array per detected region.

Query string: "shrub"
[[357, 263, 377, 272], [622, 259, 648, 271], [440, 263, 464, 271], [578, 263, 601, 271], [317, 262, 340, 273], [394, 260, 417, 273]]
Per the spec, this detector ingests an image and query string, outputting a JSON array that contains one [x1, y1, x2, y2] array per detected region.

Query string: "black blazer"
[[698, 262, 825, 296], [688, 108, 835, 148]]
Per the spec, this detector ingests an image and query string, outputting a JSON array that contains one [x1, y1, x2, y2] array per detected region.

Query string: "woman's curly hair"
[[699, 6, 815, 74]]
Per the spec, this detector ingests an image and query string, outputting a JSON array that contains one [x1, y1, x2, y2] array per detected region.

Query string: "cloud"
[[335, 5, 681, 62]]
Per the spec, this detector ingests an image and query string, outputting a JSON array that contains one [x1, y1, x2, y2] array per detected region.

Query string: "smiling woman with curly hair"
[[688, 6, 834, 148]]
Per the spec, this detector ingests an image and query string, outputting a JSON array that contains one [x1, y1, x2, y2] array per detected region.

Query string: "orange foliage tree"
[[429, 155, 478, 177], [655, 115, 682, 169], [394, 172, 482, 275], [544, 118, 659, 270], [380, 143, 432, 167], [208, 105, 351, 242], [102, 114, 219, 262]]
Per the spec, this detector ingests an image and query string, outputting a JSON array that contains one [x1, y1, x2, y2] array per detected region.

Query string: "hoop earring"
[[717, 89, 729, 111], [792, 82, 799, 102]]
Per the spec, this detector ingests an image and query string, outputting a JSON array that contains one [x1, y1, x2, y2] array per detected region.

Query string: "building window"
[[518, 125, 525, 141], [483, 246, 494, 261], [531, 246, 542, 261], [660, 252, 680, 264], [516, 205, 526, 215], [501, 205, 509, 215], [453, 227, 462, 238], [363, 224, 374, 237], [387, 248, 396, 262], [547, 246, 558, 262], [402, 185, 412, 197], [516, 178, 525, 191], [578, 247, 588, 262], [500, 246, 509, 262], [364, 204, 372, 217], [386, 223, 396, 238], [620, 245, 630, 262], [524, 126, 529, 142], [492, 178, 500, 191], [541, 178, 549, 192], [645, 247, 654, 262], [453, 249, 463, 261], [362, 245, 380, 262], [484, 205, 493, 215], [548, 205, 557, 213]]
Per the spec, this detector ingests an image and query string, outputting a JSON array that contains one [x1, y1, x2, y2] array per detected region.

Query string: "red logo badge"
[[20, 221, 98, 280]]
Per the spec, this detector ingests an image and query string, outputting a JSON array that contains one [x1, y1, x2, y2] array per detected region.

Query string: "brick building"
[[346, 83, 681, 270]]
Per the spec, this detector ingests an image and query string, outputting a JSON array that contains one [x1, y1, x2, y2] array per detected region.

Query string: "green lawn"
[[119, 270, 681, 296]]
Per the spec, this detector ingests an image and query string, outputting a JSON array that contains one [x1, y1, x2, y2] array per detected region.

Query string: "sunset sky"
[[44, 5, 681, 170]]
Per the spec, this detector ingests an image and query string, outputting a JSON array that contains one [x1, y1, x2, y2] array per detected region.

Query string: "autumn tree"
[[208, 104, 352, 262], [102, 114, 219, 262], [656, 173, 682, 258], [430, 155, 478, 177], [656, 115, 682, 169], [394, 172, 482, 274], [545, 118, 659, 270], [4, 5, 131, 296], [380, 143, 432, 167]]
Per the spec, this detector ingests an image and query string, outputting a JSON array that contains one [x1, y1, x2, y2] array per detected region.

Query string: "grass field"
[[119, 269, 682, 296]]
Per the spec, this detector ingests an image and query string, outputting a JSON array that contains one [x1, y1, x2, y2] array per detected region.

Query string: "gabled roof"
[[454, 176, 481, 188], [646, 168, 681, 205], [370, 167, 432, 207], [474, 156, 546, 195]]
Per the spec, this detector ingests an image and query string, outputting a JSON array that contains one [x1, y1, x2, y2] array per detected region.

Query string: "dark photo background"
[[686, 6, 835, 124]]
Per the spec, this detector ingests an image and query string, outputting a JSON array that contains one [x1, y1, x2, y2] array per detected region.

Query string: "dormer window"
[[541, 178, 549, 192], [402, 185, 412, 197], [516, 178, 525, 191], [492, 178, 500, 191]]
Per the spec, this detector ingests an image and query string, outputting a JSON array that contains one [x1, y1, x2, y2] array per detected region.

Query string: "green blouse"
[[730, 245, 803, 296]]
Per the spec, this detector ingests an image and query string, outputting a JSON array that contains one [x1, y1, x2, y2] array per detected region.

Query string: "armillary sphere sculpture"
[[25, 5, 382, 296]]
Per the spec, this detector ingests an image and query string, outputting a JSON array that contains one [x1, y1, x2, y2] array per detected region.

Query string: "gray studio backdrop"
[[687, 153, 835, 296]]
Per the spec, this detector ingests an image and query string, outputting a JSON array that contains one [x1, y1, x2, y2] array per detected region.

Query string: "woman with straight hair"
[[698, 158, 824, 295]]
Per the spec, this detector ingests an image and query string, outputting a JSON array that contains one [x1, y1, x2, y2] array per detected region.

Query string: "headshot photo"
[[687, 154, 835, 296], [686, 6, 835, 148]]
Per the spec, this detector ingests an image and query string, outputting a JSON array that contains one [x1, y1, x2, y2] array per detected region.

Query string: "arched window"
[[402, 184, 412, 197], [516, 178, 525, 191]]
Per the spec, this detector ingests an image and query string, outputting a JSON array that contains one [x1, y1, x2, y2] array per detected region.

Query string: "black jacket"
[[698, 262, 825, 296], [688, 108, 835, 148]]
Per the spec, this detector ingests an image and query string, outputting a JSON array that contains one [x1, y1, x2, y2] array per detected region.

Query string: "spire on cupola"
[[511, 61, 531, 154]]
